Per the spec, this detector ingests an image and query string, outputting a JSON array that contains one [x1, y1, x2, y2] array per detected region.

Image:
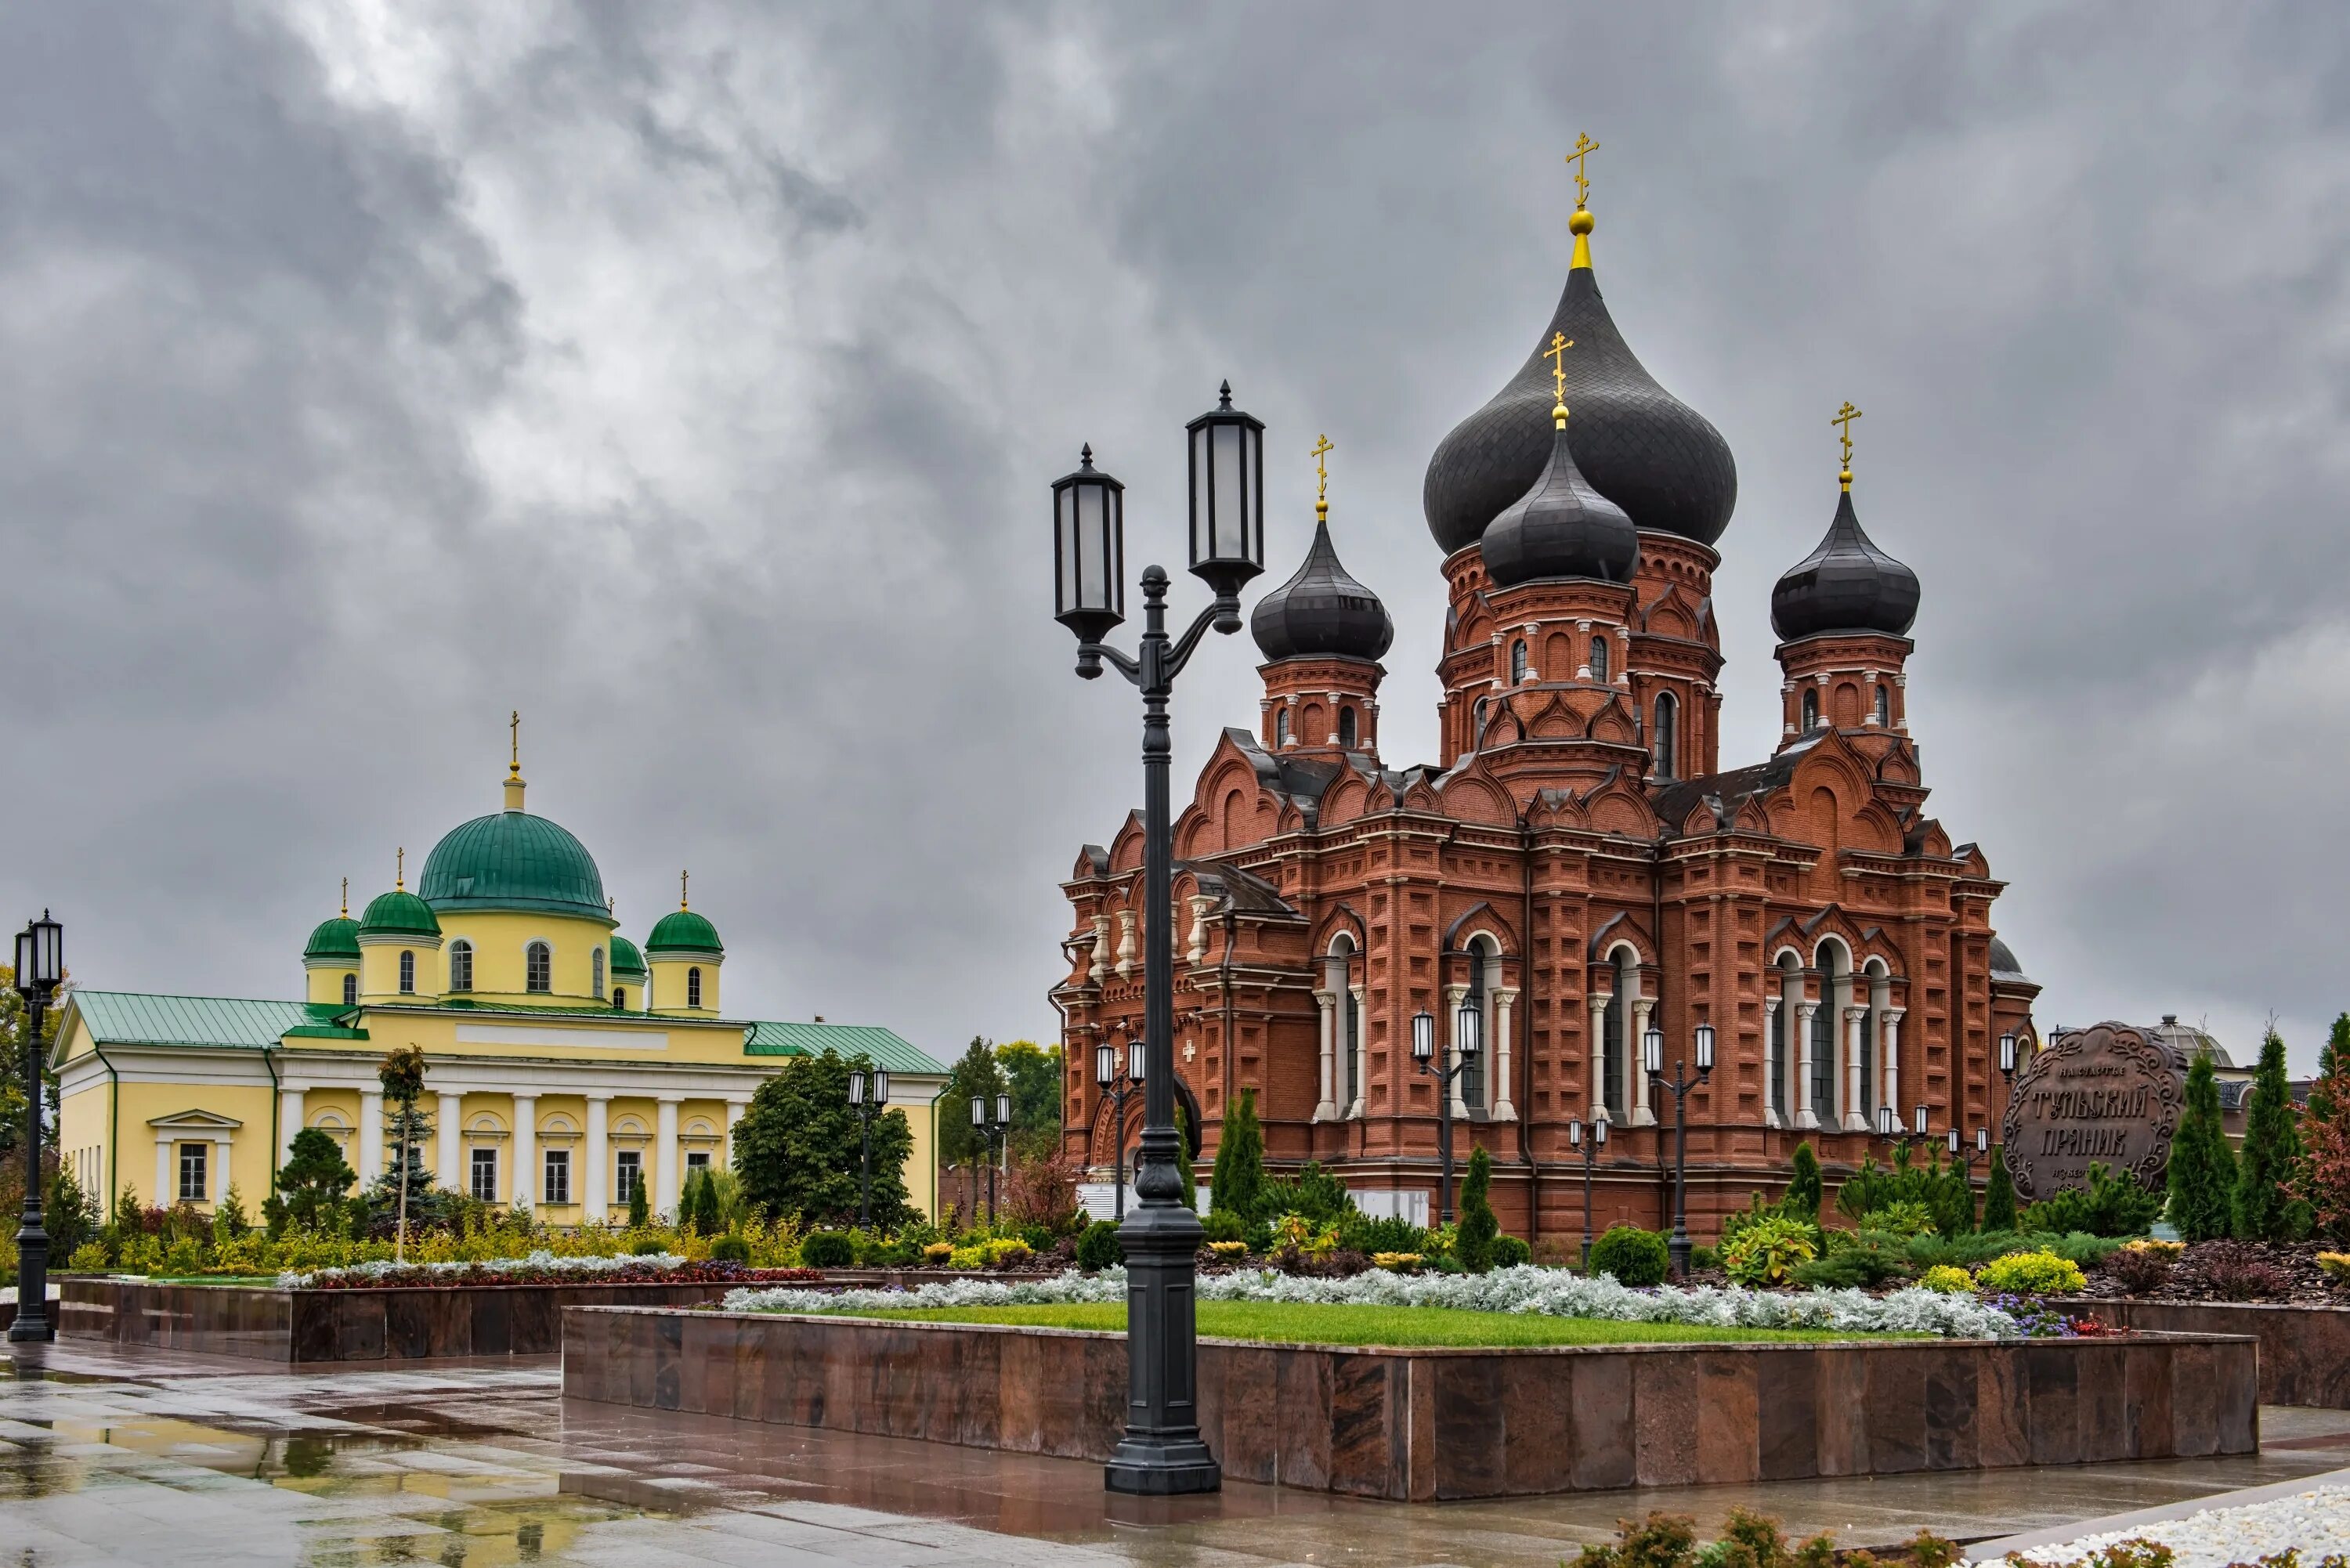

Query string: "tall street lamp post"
[[1565, 1114, 1607, 1268], [1411, 999, 1481, 1224], [1095, 1035, 1144, 1221], [1643, 1021, 1712, 1280], [1053, 383, 1263, 1496], [971, 1091, 1010, 1227], [11, 911, 63, 1343], [1875, 1101, 1929, 1151], [1948, 1123, 1990, 1183], [847, 1065, 889, 1227]]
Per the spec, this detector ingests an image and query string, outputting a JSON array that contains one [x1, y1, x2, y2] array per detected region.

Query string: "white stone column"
[[1589, 994, 1611, 1120], [1843, 1006, 1871, 1130], [1630, 998, 1657, 1126], [154, 1136, 173, 1206], [360, 1090, 384, 1181], [1795, 1000, 1821, 1130], [280, 1087, 306, 1164], [584, 1095, 611, 1222], [212, 1135, 234, 1202], [1443, 983, 1470, 1116], [725, 1099, 747, 1166], [1882, 1009, 1904, 1129], [1347, 985, 1368, 1116], [655, 1097, 682, 1217], [436, 1093, 461, 1187], [1311, 989, 1339, 1122], [1491, 987, 1518, 1121], [511, 1095, 537, 1211], [1764, 998, 1784, 1129]]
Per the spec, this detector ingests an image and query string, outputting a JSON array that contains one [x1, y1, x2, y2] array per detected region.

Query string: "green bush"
[[1076, 1219, 1123, 1272], [1979, 1153, 2019, 1233], [1337, 1210, 1426, 1256], [630, 1237, 667, 1256], [1256, 1161, 1352, 1227], [1200, 1208, 1248, 1245], [1785, 1142, 1824, 1218], [1720, 1216, 1819, 1285], [1856, 1201, 1936, 1237], [1491, 1235, 1531, 1269], [1790, 1250, 1900, 1290], [1455, 1147, 1499, 1273], [800, 1230, 856, 1269], [1973, 1248, 2085, 1295], [1918, 1264, 1973, 1293], [1589, 1226, 1669, 1286], [709, 1234, 751, 1263], [2019, 1162, 2161, 1239], [1209, 1088, 1265, 1221]]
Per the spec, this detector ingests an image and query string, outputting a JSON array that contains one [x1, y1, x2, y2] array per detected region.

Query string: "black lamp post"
[[1875, 1101, 1929, 1150], [11, 911, 63, 1343], [1948, 1122, 1989, 1180], [1053, 382, 1262, 1498], [1096, 1035, 1144, 1221], [847, 1064, 889, 1228], [971, 1091, 1010, 1227], [1565, 1114, 1607, 1269], [1411, 998, 1481, 1224], [1644, 1019, 1712, 1280]]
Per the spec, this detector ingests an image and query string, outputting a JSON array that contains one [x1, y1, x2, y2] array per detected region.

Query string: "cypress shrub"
[[1455, 1146, 1499, 1273], [2167, 1053, 2237, 1241], [1979, 1148, 2019, 1233], [1785, 1142, 1824, 1217], [1076, 1219, 1123, 1271], [627, 1164, 650, 1229], [1209, 1089, 1264, 1220], [2235, 1028, 2312, 1241]]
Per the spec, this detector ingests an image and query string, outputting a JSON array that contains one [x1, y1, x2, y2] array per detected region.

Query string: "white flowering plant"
[[722, 1264, 2023, 1339], [281, 1250, 696, 1288]]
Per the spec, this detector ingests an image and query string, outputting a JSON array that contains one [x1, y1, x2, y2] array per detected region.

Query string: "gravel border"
[[1972, 1467, 2350, 1566]]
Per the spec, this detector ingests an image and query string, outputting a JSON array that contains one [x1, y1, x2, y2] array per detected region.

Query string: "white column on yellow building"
[[511, 1095, 537, 1210], [655, 1096, 682, 1217], [154, 1136, 172, 1206], [1630, 999, 1657, 1126], [584, 1095, 610, 1223], [360, 1090, 384, 1180], [280, 1086, 306, 1164], [212, 1133, 234, 1199], [436, 1093, 461, 1186], [724, 1099, 747, 1167]]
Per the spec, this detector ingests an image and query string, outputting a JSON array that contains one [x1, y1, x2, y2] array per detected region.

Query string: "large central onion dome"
[[1423, 208, 1737, 555], [1250, 517, 1394, 663], [1770, 484, 1921, 641], [420, 810, 612, 922], [1479, 401, 1639, 587]]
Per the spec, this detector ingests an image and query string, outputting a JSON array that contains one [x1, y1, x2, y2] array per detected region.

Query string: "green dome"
[[418, 810, 612, 923], [359, 889, 440, 938], [609, 936, 647, 977], [303, 915, 362, 962], [647, 908, 722, 956]]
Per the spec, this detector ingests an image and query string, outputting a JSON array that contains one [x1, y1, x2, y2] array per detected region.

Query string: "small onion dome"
[[359, 888, 440, 938], [1478, 417, 1639, 587], [647, 907, 723, 956], [303, 915, 361, 963], [1249, 518, 1394, 662], [1423, 212, 1737, 555], [609, 935, 648, 978], [1987, 937, 2030, 985], [1769, 486, 1920, 641]]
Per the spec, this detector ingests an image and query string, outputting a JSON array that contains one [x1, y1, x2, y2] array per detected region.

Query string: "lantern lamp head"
[[1593, 1116, 1608, 1147], [873, 1069, 888, 1107], [1976, 1125, 1990, 1155], [1128, 1037, 1144, 1081], [971, 1094, 987, 1129], [1642, 1026, 1664, 1077], [1052, 445, 1126, 649], [848, 1071, 866, 1106], [1455, 998, 1482, 1057], [1914, 1104, 1929, 1137], [1693, 1021, 1716, 1074], [996, 1092, 1011, 1127], [1411, 1008, 1434, 1063], [1567, 1116, 1583, 1148], [1947, 1126, 1960, 1156], [1096, 1041, 1116, 1086], [1184, 381, 1266, 607], [1998, 1031, 2018, 1075], [1876, 1104, 1896, 1137]]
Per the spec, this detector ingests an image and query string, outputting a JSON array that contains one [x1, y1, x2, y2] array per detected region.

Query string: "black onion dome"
[[1423, 256, 1737, 554], [1770, 488, 1921, 641], [1479, 419, 1638, 587], [1250, 518, 1394, 663]]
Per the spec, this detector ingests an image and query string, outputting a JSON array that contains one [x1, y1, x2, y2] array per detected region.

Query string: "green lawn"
[[810, 1300, 1888, 1347]]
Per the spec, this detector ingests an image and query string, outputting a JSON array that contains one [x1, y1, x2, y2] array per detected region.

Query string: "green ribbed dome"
[[359, 889, 440, 938], [609, 935, 647, 976], [418, 810, 612, 923], [304, 915, 361, 961], [647, 907, 722, 955]]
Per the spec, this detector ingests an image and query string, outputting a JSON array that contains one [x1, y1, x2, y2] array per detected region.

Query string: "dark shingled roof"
[[1771, 488, 1921, 641], [1479, 419, 1639, 587], [1250, 518, 1394, 663], [1648, 742, 1810, 836]]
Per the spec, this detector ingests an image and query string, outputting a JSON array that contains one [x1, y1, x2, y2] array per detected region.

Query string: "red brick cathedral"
[[1054, 191, 2041, 1244]]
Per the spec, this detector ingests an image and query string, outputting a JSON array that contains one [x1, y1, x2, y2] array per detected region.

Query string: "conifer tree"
[[1456, 1144, 1499, 1272], [2167, 1052, 2236, 1241], [2294, 1017, 2350, 1245], [627, 1160, 650, 1228], [2234, 1028, 2310, 1241], [1980, 1147, 2019, 1232], [1784, 1141, 1823, 1217], [1209, 1088, 1264, 1220]]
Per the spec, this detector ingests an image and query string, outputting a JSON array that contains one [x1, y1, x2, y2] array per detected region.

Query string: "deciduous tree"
[[733, 1050, 913, 1228]]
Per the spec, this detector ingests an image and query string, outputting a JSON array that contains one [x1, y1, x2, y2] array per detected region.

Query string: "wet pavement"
[[6, 1340, 2350, 1566]]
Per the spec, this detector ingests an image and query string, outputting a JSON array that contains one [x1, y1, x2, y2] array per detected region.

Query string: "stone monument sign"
[[1999, 1021, 2181, 1200]]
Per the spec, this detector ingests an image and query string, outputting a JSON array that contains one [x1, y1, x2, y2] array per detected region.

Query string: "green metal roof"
[[743, 1021, 947, 1075], [303, 915, 361, 961], [359, 887, 440, 937], [420, 810, 613, 922], [609, 935, 647, 976], [64, 992, 320, 1050], [647, 907, 722, 955]]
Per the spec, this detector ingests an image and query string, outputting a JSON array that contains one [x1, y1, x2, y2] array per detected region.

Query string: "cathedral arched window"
[[448, 940, 473, 992], [687, 966, 703, 1009], [1338, 706, 1357, 748], [1590, 635, 1609, 682], [1603, 948, 1633, 1119], [1510, 639, 1528, 684], [342, 973, 357, 1006], [1329, 933, 1360, 1110], [1653, 692, 1678, 780], [1461, 936, 1495, 1112], [398, 950, 415, 995], [591, 947, 605, 999], [526, 941, 551, 993], [1875, 684, 1890, 726], [1802, 688, 1819, 731], [611, 985, 627, 1011], [1275, 708, 1290, 747]]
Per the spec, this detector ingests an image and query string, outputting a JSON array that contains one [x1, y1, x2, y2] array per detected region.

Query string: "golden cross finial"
[[1545, 332, 1575, 425], [1564, 133, 1601, 208], [680, 869, 690, 910], [1311, 434, 1334, 519], [508, 710, 521, 779], [395, 847, 405, 891], [341, 877, 349, 918], [1831, 400, 1863, 490]]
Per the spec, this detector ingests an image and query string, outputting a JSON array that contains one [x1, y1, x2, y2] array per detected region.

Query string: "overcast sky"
[[4, 2, 2348, 1073]]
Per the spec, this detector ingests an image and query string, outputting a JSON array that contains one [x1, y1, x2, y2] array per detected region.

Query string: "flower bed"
[[723, 1263, 2032, 1339], [1976, 1481, 2350, 1567], [2077, 1240, 2350, 1306], [281, 1251, 822, 1290]]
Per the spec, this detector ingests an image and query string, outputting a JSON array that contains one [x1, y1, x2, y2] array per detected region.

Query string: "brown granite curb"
[[559, 1306, 2261, 1501], [2056, 1298, 2350, 1409]]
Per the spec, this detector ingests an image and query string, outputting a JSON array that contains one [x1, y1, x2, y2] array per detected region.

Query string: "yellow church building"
[[49, 746, 949, 1223]]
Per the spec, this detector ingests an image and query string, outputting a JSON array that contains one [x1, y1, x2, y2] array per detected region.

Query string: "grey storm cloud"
[[3, 1, 2348, 1070]]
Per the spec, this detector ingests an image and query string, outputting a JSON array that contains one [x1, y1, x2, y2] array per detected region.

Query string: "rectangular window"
[[178, 1142, 208, 1203], [615, 1151, 641, 1202], [471, 1147, 498, 1204], [685, 1151, 710, 1176], [544, 1148, 570, 1205]]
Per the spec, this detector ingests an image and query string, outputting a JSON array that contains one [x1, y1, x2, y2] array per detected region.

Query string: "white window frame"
[[448, 939, 473, 992], [615, 1150, 642, 1202], [543, 1147, 570, 1205], [178, 1141, 208, 1204], [470, 1147, 498, 1203], [526, 941, 551, 994], [398, 949, 415, 994]]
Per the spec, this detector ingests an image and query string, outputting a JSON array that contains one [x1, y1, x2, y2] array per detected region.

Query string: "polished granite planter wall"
[[2059, 1299, 2350, 1409], [561, 1307, 2261, 1501], [60, 1277, 736, 1362]]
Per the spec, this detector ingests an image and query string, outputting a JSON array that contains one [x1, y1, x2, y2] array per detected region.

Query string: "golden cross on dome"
[[509, 710, 522, 780], [1546, 331, 1575, 425], [1564, 132, 1601, 208], [1831, 400, 1863, 490], [340, 877, 349, 918], [680, 869, 690, 909], [1311, 434, 1334, 518], [395, 847, 405, 891]]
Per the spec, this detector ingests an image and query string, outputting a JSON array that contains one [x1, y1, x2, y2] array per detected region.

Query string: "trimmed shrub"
[[1209, 1089, 1265, 1221], [1979, 1151, 2019, 1233], [1918, 1264, 1973, 1293], [1338, 1211, 1426, 1256], [1491, 1234, 1531, 1269], [1973, 1249, 2085, 1296], [630, 1237, 667, 1256], [1076, 1219, 1123, 1272], [2167, 1053, 2237, 1241], [709, 1234, 751, 1264], [1589, 1225, 1669, 1286], [1455, 1147, 1499, 1273], [2022, 1162, 2162, 1239], [2102, 1238, 2176, 1294], [1785, 1142, 1824, 1217], [800, 1230, 856, 1270], [1200, 1207, 1248, 1245]]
